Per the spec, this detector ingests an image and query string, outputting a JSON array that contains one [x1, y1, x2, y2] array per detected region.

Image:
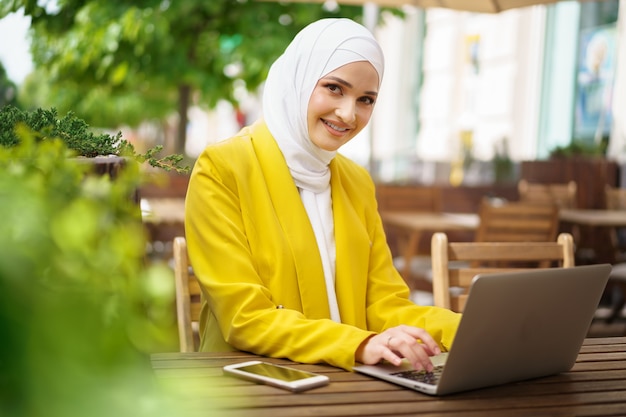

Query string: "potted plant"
[[548, 140, 607, 159]]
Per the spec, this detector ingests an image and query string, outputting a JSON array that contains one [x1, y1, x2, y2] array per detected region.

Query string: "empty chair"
[[603, 185, 626, 326], [518, 179, 577, 209], [430, 232, 575, 312], [605, 185, 626, 210], [602, 263, 626, 327], [475, 197, 560, 243], [376, 185, 443, 292], [173, 236, 202, 352], [605, 184, 626, 259], [375, 184, 443, 213]]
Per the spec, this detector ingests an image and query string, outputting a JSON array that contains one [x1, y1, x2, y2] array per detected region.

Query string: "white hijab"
[[263, 18, 384, 322]]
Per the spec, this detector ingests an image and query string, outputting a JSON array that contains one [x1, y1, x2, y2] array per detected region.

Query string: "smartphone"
[[223, 360, 329, 392]]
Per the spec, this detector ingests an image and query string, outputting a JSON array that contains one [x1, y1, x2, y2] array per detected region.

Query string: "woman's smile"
[[307, 61, 379, 151], [322, 118, 351, 135]]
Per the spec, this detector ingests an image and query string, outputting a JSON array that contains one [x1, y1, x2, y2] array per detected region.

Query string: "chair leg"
[[605, 281, 626, 324]]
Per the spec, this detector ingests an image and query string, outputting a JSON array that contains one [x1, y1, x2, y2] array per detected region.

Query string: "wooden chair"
[[605, 184, 626, 259], [474, 197, 560, 243], [603, 185, 626, 326], [605, 185, 626, 210], [376, 184, 443, 292], [431, 232, 575, 312], [517, 179, 578, 209], [375, 184, 443, 213], [173, 236, 202, 352]]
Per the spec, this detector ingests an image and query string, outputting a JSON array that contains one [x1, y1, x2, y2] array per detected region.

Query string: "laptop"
[[353, 263, 612, 396]]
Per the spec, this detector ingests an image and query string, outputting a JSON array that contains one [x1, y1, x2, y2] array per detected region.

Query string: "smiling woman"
[[184, 17, 461, 374], [0, 11, 33, 84]]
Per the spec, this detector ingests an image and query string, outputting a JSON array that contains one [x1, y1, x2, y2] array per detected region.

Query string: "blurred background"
[[2, 0, 623, 180]]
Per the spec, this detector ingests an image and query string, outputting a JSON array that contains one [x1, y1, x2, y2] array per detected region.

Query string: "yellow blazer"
[[185, 120, 460, 370]]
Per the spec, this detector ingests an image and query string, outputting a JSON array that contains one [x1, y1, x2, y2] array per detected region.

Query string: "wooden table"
[[141, 198, 186, 259], [382, 209, 626, 273], [141, 197, 186, 225], [380, 211, 480, 283], [382, 211, 480, 232], [559, 209, 626, 264], [559, 209, 626, 227], [150, 337, 626, 417]]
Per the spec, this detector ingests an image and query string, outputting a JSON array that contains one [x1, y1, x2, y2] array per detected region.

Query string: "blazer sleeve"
[[365, 205, 461, 352], [332, 157, 461, 352]]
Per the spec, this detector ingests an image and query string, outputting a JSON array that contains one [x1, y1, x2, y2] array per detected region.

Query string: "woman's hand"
[[355, 325, 442, 371]]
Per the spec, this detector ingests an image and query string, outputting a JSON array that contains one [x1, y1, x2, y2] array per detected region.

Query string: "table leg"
[[403, 231, 421, 282]]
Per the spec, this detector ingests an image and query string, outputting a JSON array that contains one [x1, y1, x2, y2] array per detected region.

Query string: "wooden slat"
[[375, 184, 442, 213], [518, 179, 577, 209], [448, 242, 567, 261]]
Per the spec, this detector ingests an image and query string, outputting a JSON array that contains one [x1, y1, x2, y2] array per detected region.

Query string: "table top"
[[560, 209, 626, 227], [151, 337, 626, 417], [383, 208, 626, 230], [141, 197, 185, 224], [381, 211, 480, 231]]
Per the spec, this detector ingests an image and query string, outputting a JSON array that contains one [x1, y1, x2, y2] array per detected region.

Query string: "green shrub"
[[548, 140, 607, 158]]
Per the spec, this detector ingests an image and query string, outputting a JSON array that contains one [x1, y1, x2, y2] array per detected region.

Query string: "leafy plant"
[[492, 136, 515, 183], [0, 105, 189, 173], [549, 140, 607, 158]]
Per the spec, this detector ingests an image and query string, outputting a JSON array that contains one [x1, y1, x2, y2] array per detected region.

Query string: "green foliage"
[[492, 137, 515, 183], [2, 1, 390, 134], [0, 130, 195, 417], [0, 105, 188, 172], [549, 139, 607, 158]]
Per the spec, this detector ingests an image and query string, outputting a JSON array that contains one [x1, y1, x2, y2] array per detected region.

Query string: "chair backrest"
[[376, 185, 443, 262], [431, 232, 575, 312], [375, 184, 442, 213], [603, 185, 626, 255], [605, 185, 626, 210], [173, 236, 202, 352], [518, 179, 578, 209], [474, 198, 560, 243]]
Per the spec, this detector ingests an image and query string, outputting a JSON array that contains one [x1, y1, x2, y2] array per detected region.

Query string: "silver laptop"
[[353, 263, 612, 396]]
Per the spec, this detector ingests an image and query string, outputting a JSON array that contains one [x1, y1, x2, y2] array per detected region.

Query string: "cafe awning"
[[267, 0, 598, 14]]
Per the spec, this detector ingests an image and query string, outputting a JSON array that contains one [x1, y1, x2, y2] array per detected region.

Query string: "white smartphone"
[[223, 360, 330, 392]]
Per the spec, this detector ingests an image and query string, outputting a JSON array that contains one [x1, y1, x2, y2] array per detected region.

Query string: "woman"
[[185, 18, 460, 372]]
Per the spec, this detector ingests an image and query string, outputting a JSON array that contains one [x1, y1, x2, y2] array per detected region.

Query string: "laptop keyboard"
[[390, 365, 444, 386]]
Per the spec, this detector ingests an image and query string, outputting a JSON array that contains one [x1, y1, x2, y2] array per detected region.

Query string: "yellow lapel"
[[330, 160, 370, 328], [251, 121, 330, 319]]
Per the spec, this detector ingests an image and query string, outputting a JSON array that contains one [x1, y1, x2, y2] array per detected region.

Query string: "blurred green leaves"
[[0, 129, 188, 417]]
